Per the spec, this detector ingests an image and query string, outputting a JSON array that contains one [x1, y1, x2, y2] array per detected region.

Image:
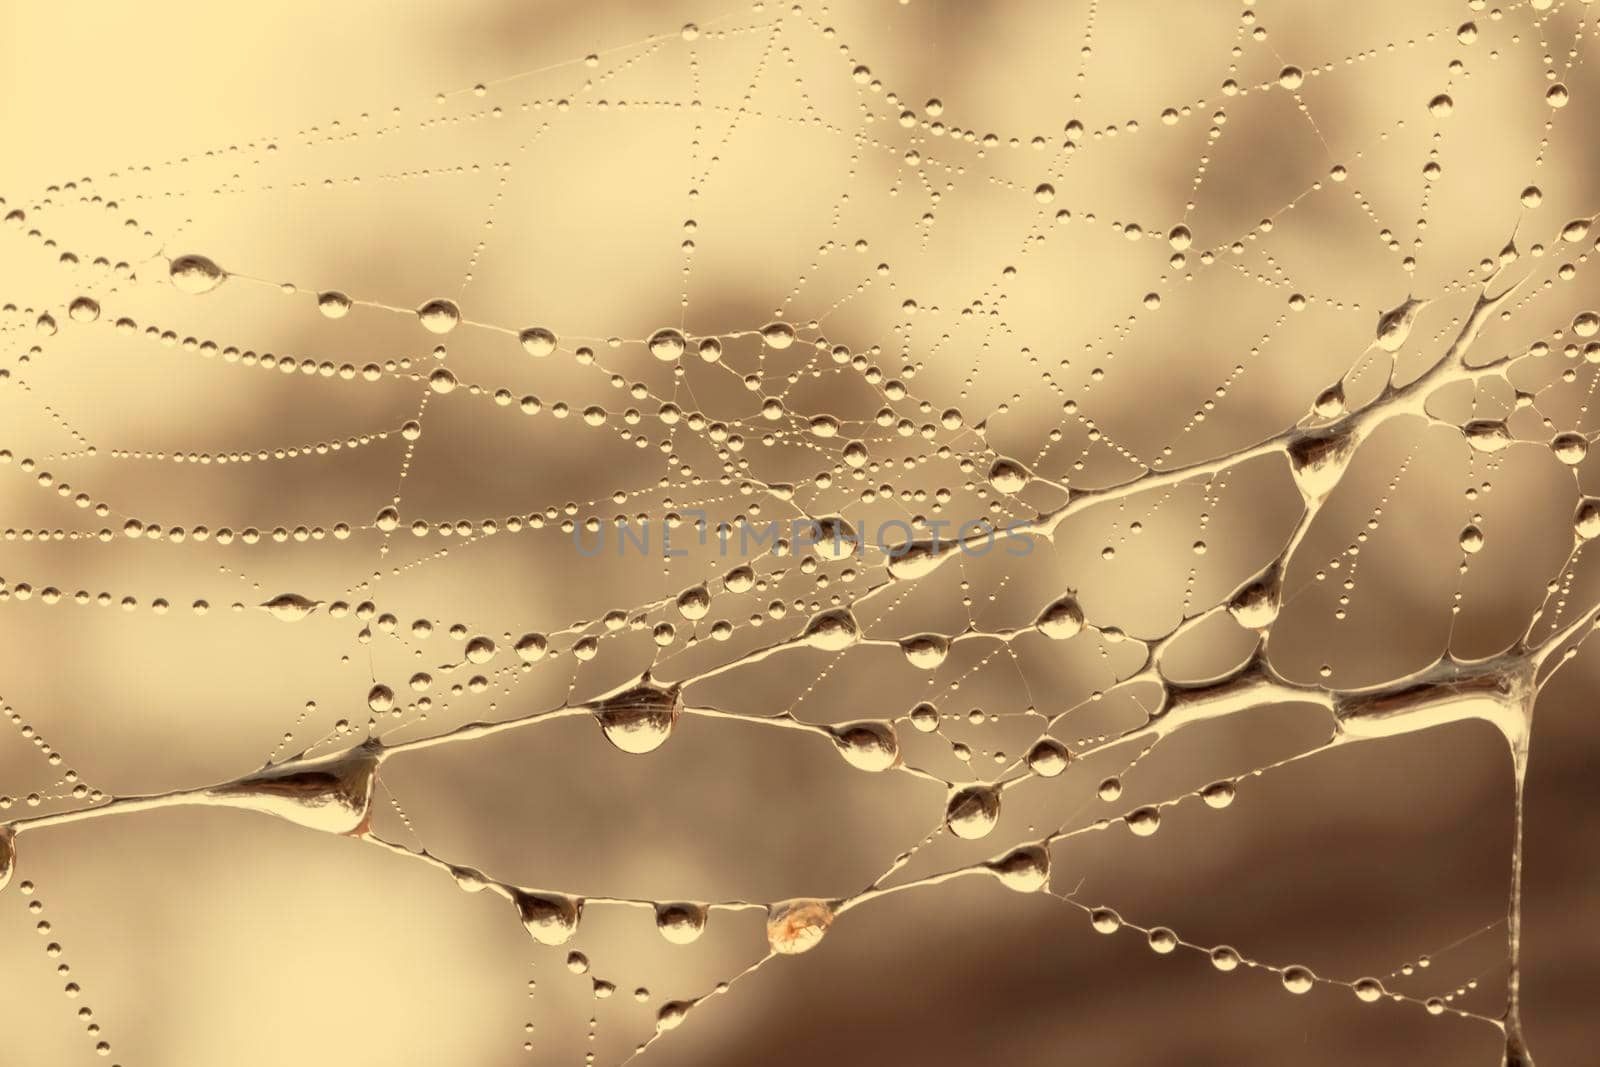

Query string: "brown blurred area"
[[2, 1, 1599, 1065]]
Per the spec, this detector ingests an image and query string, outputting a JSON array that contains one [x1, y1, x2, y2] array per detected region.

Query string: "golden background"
[[1, 1, 1597, 1064]]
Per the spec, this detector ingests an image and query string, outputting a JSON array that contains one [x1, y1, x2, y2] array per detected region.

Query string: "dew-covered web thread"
[[3, 0, 1600, 1064]]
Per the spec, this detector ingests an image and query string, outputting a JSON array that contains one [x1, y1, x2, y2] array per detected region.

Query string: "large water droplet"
[[988, 458, 1030, 494], [801, 607, 860, 651], [317, 290, 352, 318], [656, 1001, 692, 1032], [766, 898, 833, 954], [829, 721, 900, 771], [1281, 965, 1315, 994], [760, 321, 796, 349], [899, 632, 950, 670], [590, 679, 683, 754], [519, 327, 557, 357], [1464, 419, 1511, 453], [1227, 574, 1280, 631], [515, 890, 583, 946], [987, 844, 1050, 892], [1034, 595, 1085, 639], [1026, 737, 1071, 776], [1375, 296, 1424, 352], [169, 254, 226, 294], [655, 902, 709, 944], [945, 783, 1001, 839], [648, 328, 687, 362], [205, 744, 380, 835], [260, 593, 321, 622], [416, 299, 461, 334]]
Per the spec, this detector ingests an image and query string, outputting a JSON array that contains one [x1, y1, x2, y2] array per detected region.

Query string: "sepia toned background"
[[2, 1, 1598, 1064]]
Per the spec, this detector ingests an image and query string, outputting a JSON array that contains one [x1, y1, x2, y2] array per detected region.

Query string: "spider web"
[[2, 0, 1599, 1064]]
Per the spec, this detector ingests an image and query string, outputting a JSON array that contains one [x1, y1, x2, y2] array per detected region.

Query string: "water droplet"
[[760, 321, 796, 349], [1313, 381, 1346, 418], [801, 607, 860, 651], [416, 299, 461, 334], [68, 296, 100, 322], [945, 783, 1001, 839], [465, 636, 497, 664], [1552, 432, 1589, 466], [1200, 781, 1236, 808], [1210, 946, 1241, 971], [1227, 575, 1280, 630], [1035, 595, 1085, 639], [908, 702, 940, 732], [1097, 777, 1123, 802], [1148, 927, 1178, 954], [899, 632, 950, 669], [1375, 296, 1424, 352], [260, 593, 321, 622], [1574, 312, 1599, 339], [1281, 965, 1315, 994], [1353, 977, 1384, 1003], [566, 950, 589, 974], [987, 458, 1030, 494], [206, 745, 379, 835], [317, 291, 352, 318], [829, 721, 901, 771], [1026, 737, 1071, 777], [988, 844, 1051, 892], [1459, 524, 1485, 554], [1464, 419, 1511, 453], [169, 254, 226, 294], [676, 586, 711, 621], [766, 898, 833, 954], [1428, 93, 1454, 118], [1126, 806, 1161, 836], [655, 902, 709, 944], [368, 684, 395, 713], [656, 1001, 691, 1032], [1089, 907, 1122, 934], [1573, 499, 1600, 541], [515, 633, 549, 661], [1278, 66, 1303, 90], [515, 890, 582, 946], [590, 679, 683, 754], [519, 327, 558, 356], [648, 328, 687, 362]]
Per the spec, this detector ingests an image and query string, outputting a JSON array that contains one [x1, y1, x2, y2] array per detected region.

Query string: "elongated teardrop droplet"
[[204, 743, 380, 835], [987, 843, 1050, 892], [1375, 296, 1424, 352]]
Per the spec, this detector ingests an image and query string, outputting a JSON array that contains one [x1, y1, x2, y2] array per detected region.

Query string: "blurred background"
[[1, 0, 1598, 1064]]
